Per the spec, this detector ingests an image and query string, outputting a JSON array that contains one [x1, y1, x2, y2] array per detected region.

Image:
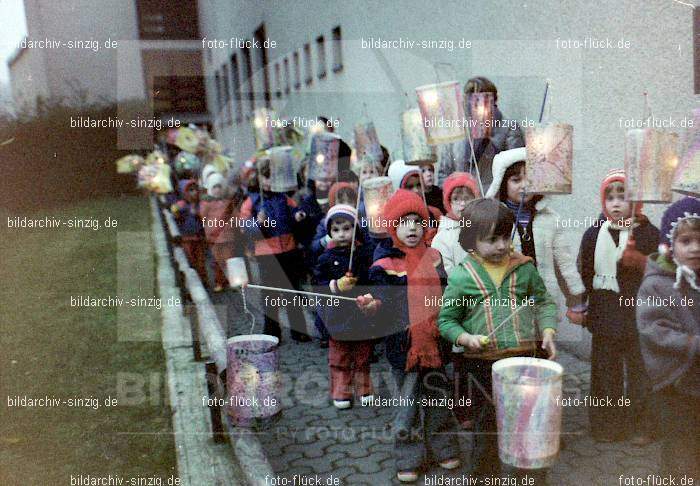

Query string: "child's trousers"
[[391, 367, 460, 472], [658, 387, 700, 482], [328, 338, 373, 400], [181, 238, 208, 285], [209, 242, 235, 288]]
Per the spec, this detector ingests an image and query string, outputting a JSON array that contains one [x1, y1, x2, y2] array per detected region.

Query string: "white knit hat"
[[387, 159, 420, 191], [485, 147, 527, 198]]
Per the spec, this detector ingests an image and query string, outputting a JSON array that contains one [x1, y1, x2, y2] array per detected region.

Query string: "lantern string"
[[538, 80, 551, 124], [348, 182, 363, 274], [240, 286, 257, 334], [245, 284, 358, 302]]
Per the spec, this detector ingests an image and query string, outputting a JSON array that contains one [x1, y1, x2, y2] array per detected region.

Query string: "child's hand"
[[456, 333, 484, 352], [294, 210, 307, 222], [542, 328, 557, 360], [337, 275, 357, 292], [257, 210, 267, 225], [356, 294, 380, 314]]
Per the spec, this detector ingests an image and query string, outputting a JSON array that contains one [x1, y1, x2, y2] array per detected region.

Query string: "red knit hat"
[[600, 168, 643, 220], [442, 172, 481, 219], [383, 189, 430, 246]]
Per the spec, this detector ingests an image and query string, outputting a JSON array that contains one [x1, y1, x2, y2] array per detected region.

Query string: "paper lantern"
[[354, 121, 383, 164], [525, 123, 573, 194], [268, 146, 298, 193], [468, 92, 495, 140], [362, 176, 393, 235], [226, 257, 249, 288], [226, 334, 281, 427], [115, 154, 144, 174], [308, 132, 340, 181], [415, 81, 465, 145], [174, 127, 200, 153], [401, 108, 436, 166], [253, 108, 278, 150], [673, 148, 700, 196], [145, 150, 167, 166], [625, 128, 679, 202], [493, 357, 563, 469], [174, 151, 201, 174]]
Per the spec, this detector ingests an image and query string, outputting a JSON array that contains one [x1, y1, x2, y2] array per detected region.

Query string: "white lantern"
[[354, 121, 383, 164], [308, 132, 340, 181], [401, 108, 436, 166], [625, 128, 679, 202], [362, 176, 393, 235], [525, 123, 574, 195], [268, 146, 298, 193], [468, 92, 495, 140], [226, 257, 249, 288], [415, 81, 465, 145], [253, 108, 278, 150]]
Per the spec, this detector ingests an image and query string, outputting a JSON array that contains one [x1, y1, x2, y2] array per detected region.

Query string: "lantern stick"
[[244, 284, 357, 302], [538, 80, 551, 123], [479, 303, 531, 345], [347, 182, 363, 274], [510, 192, 526, 242], [240, 286, 257, 334], [465, 128, 486, 196]]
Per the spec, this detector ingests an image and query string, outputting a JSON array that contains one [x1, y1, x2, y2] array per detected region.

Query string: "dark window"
[[153, 75, 207, 115], [230, 53, 242, 122], [332, 26, 343, 72], [316, 36, 326, 79], [242, 44, 254, 116], [284, 57, 291, 95], [221, 62, 231, 123], [275, 62, 282, 98], [136, 0, 199, 40], [254, 24, 272, 108], [293, 51, 301, 90], [695, 7, 700, 94], [214, 69, 222, 115], [304, 43, 313, 85]]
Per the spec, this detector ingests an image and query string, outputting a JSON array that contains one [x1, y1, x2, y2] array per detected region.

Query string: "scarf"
[[505, 199, 532, 229], [399, 242, 444, 371], [593, 220, 630, 292], [672, 258, 700, 291]]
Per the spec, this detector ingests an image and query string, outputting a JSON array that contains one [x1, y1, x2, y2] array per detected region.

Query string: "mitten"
[[621, 237, 647, 271]]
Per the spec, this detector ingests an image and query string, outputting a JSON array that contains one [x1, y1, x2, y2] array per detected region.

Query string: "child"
[[421, 164, 445, 214], [487, 147, 586, 325], [438, 198, 557, 481], [171, 179, 208, 284], [637, 197, 700, 481], [240, 158, 310, 342], [359, 189, 460, 483], [200, 173, 241, 291], [311, 182, 360, 258], [314, 204, 375, 408], [431, 172, 481, 274], [577, 169, 659, 444]]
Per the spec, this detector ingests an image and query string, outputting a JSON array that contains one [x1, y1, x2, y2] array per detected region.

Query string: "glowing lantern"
[[525, 123, 574, 194], [174, 151, 201, 175], [354, 121, 383, 164], [673, 109, 700, 197], [226, 257, 249, 288], [174, 127, 200, 153], [226, 334, 281, 427], [415, 81, 465, 145], [492, 357, 563, 469], [468, 92, 495, 140], [308, 132, 340, 181], [253, 108, 278, 150], [624, 128, 679, 202], [401, 108, 436, 166], [115, 154, 144, 174], [268, 146, 298, 193], [362, 176, 393, 235]]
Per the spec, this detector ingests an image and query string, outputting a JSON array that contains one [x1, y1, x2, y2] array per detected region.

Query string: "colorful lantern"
[[354, 121, 383, 164], [673, 148, 700, 196], [624, 128, 679, 202], [226, 334, 281, 427], [226, 257, 249, 288], [415, 81, 465, 145], [268, 146, 298, 193], [174, 151, 201, 174], [401, 108, 436, 166], [468, 92, 495, 140], [362, 176, 393, 235], [525, 123, 574, 195], [145, 149, 167, 166], [253, 108, 278, 150], [308, 132, 340, 181], [174, 127, 200, 153], [115, 154, 144, 174], [493, 357, 563, 469]]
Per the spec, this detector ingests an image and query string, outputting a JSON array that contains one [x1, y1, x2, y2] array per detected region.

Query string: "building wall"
[[8, 45, 50, 113], [202, 0, 698, 358]]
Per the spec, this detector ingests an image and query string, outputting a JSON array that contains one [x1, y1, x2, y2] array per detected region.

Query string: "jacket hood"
[[205, 172, 225, 196], [485, 147, 526, 199], [645, 252, 677, 279], [388, 159, 420, 191], [442, 172, 481, 220]]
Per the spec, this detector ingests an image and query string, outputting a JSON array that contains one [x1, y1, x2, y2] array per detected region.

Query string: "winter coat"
[[578, 214, 660, 337], [172, 180, 204, 240], [313, 243, 374, 340], [636, 253, 700, 397], [239, 192, 301, 256], [438, 252, 558, 359], [200, 196, 237, 244]]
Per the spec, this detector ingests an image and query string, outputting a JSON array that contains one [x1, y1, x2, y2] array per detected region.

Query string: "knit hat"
[[328, 182, 356, 207], [599, 169, 644, 220], [659, 196, 700, 254], [205, 172, 225, 196], [326, 204, 357, 232], [485, 147, 526, 198], [442, 172, 481, 219], [383, 189, 429, 246], [387, 159, 421, 191]]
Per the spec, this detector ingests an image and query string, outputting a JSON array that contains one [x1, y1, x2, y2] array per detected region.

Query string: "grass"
[[0, 196, 176, 484]]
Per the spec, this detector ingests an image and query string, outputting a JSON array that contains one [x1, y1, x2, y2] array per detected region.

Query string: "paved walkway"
[[209, 274, 660, 486]]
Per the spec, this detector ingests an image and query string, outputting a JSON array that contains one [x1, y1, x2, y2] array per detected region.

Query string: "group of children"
[[168, 107, 699, 482]]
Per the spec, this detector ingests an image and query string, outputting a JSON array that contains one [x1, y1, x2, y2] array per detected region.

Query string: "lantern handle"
[[348, 182, 363, 274], [642, 92, 653, 124], [240, 286, 257, 335], [465, 129, 486, 196], [538, 80, 551, 124]]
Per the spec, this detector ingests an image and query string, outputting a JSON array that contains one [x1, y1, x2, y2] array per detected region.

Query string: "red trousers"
[[328, 339, 374, 400], [209, 242, 235, 288], [181, 239, 208, 285]]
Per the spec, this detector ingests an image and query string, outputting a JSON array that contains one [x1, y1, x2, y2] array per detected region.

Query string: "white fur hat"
[[205, 172, 225, 196], [387, 159, 420, 191], [485, 147, 527, 198]]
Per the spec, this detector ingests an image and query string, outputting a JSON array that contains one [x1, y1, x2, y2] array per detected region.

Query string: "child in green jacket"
[[437, 198, 558, 481]]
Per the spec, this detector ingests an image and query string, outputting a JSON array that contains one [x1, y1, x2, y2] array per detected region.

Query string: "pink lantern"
[[468, 92, 495, 140], [525, 123, 574, 194], [268, 146, 298, 193], [253, 108, 278, 150], [415, 81, 465, 145], [625, 128, 679, 202], [401, 108, 436, 166], [308, 132, 340, 181], [362, 176, 393, 235], [354, 121, 383, 164]]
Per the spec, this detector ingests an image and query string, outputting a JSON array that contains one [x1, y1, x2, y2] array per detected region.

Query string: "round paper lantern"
[[624, 128, 679, 202], [268, 146, 298, 193], [354, 121, 383, 164], [415, 81, 465, 145], [362, 176, 393, 235], [493, 357, 563, 469], [401, 108, 436, 166], [253, 108, 278, 150], [308, 132, 340, 181], [115, 154, 144, 174], [226, 257, 248, 287], [525, 123, 573, 194], [174, 151, 201, 175], [226, 334, 281, 427], [174, 127, 200, 153], [468, 92, 495, 140]]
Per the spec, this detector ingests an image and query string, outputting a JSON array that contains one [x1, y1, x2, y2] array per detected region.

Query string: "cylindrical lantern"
[[115, 154, 144, 174], [493, 357, 563, 469], [354, 121, 383, 164], [362, 176, 393, 235], [174, 127, 200, 153], [525, 123, 574, 194], [624, 128, 679, 202], [468, 92, 495, 140], [174, 151, 201, 175], [226, 257, 249, 287], [401, 108, 436, 166], [226, 334, 281, 427], [308, 132, 340, 181], [415, 81, 465, 145], [673, 145, 700, 196], [268, 146, 298, 192], [253, 108, 278, 150]]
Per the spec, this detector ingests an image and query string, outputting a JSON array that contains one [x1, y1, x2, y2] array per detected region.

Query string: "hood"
[[328, 182, 355, 207], [485, 147, 527, 199], [388, 159, 420, 191], [205, 172, 225, 196], [646, 252, 677, 279], [382, 189, 430, 248], [442, 172, 481, 220]]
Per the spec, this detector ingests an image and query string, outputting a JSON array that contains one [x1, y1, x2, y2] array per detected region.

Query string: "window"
[[284, 57, 291, 95], [293, 51, 301, 90], [274, 62, 282, 98], [695, 7, 700, 94], [332, 26, 343, 72], [136, 0, 199, 40], [254, 24, 272, 108], [242, 44, 254, 116], [221, 62, 231, 123], [316, 36, 326, 79], [230, 53, 242, 122], [303, 43, 313, 86], [214, 69, 222, 116]]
